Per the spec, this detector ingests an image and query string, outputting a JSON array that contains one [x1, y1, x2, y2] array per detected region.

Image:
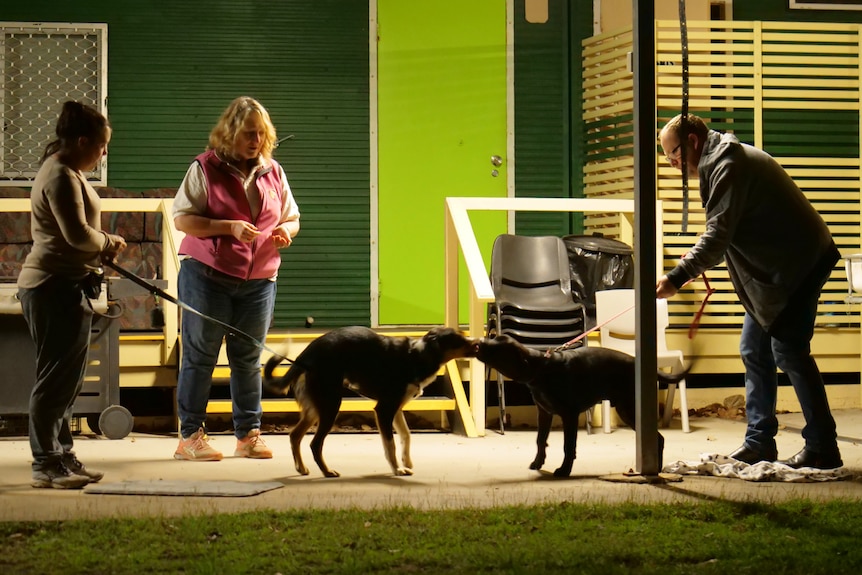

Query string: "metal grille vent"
[[0, 23, 107, 185]]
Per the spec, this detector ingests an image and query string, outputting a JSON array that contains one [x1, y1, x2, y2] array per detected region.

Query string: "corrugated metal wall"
[[513, 0, 571, 236], [512, 0, 594, 237], [3, 1, 371, 328]]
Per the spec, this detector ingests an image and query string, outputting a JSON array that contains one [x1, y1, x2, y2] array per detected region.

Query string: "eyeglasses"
[[665, 143, 681, 163]]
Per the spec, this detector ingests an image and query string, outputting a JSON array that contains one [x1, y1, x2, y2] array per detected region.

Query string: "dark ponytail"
[[41, 101, 110, 163]]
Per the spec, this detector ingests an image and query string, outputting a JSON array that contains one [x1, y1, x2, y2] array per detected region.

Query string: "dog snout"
[[457, 337, 480, 357]]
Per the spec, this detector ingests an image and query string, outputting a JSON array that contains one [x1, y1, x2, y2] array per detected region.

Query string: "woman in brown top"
[[17, 101, 126, 489]]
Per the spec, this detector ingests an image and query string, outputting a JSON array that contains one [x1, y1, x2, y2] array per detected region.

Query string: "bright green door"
[[377, 0, 508, 326]]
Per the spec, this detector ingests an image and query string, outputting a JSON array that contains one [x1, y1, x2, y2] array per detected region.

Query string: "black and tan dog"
[[478, 335, 686, 477], [264, 326, 479, 477]]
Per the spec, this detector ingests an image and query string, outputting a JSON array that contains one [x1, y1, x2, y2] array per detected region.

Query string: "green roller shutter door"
[[3, 1, 372, 328]]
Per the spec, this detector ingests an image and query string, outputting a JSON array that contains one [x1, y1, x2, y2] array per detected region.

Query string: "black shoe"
[[62, 452, 104, 482], [729, 444, 777, 465], [778, 448, 843, 470], [32, 461, 91, 489]]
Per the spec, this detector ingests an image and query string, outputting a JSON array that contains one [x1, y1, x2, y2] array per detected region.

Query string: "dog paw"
[[529, 459, 544, 470], [296, 465, 310, 476], [323, 469, 341, 478], [395, 468, 414, 476], [553, 467, 572, 478]]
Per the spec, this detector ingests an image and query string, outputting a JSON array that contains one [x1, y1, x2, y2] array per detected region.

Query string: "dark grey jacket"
[[666, 130, 838, 331]]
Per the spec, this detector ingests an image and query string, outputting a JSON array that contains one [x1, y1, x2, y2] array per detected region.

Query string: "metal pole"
[[632, 0, 659, 475]]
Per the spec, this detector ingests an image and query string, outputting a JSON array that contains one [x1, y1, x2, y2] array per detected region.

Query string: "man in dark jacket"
[[656, 113, 842, 469]]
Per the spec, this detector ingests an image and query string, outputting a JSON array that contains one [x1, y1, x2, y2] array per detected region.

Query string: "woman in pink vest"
[[172, 97, 300, 461]]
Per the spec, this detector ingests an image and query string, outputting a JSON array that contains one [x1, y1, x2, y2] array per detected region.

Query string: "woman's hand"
[[102, 234, 127, 262], [271, 225, 293, 248], [230, 221, 261, 243]]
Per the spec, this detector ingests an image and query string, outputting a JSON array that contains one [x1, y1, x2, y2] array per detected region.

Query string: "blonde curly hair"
[[208, 96, 277, 161]]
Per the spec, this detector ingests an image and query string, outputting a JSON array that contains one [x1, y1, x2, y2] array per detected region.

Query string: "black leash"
[[103, 259, 293, 365], [678, 0, 690, 234]]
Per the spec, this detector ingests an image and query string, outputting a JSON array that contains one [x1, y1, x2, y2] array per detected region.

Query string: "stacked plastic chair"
[[485, 234, 586, 434]]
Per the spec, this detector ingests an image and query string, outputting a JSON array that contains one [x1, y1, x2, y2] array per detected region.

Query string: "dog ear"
[[423, 327, 445, 344], [420, 329, 446, 355]]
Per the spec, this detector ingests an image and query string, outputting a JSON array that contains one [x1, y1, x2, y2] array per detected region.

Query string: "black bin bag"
[[562, 233, 634, 328]]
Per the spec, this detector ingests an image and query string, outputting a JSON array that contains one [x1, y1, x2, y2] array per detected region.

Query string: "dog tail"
[[657, 365, 690, 385], [263, 353, 299, 395]]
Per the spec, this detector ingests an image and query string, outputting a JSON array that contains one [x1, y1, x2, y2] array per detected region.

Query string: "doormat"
[[85, 479, 284, 497]]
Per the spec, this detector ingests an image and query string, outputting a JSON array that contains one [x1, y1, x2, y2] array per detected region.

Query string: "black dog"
[[478, 335, 686, 477], [264, 326, 479, 477]]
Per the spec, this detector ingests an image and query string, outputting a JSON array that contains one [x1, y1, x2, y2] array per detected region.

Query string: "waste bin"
[[562, 233, 634, 329]]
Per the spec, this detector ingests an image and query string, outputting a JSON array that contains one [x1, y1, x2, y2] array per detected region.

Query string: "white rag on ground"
[[662, 453, 854, 482]]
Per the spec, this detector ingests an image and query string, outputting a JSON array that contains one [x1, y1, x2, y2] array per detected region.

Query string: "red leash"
[[543, 267, 714, 355], [676, 251, 716, 339], [542, 253, 715, 355], [544, 303, 636, 357]]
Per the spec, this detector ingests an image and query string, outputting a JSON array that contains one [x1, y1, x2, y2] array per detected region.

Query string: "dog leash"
[[687, 270, 715, 339], [102, 259, 293, 364], [546, 267, 714, 354], [676, 251, 716, 339], [543, 265, 715, 354], [544, 303, 636, 357]]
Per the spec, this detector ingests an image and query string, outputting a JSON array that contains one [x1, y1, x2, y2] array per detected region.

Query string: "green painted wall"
[[513, 0, 572, 236], [377, 0, 507, 325], [3, 1, 371, 328], [513, 0, 594, 236]]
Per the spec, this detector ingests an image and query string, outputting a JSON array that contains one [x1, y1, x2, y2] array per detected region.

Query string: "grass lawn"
[[1, 499, 861, 574]]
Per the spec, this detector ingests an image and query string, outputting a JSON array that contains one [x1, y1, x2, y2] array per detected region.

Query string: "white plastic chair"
[[594, 288, 690, 433], [845, 254, 862, 303]]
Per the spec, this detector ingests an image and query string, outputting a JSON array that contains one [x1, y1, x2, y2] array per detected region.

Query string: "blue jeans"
[[19, 277, 92, 471], [176, 258, 276, 439], [739, 271, 838, 455]]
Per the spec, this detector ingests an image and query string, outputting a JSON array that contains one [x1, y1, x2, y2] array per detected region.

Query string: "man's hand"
[[656, 275, 679, 299]]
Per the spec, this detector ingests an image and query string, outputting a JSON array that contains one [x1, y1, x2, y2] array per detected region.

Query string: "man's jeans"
[[176, 258, 276, 440], [739, 275, 838, 455]]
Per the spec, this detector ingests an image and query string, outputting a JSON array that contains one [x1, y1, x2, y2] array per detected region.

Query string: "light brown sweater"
[[17, 155, 116, 289]]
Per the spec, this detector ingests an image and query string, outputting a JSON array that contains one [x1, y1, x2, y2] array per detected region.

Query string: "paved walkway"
[[1, 410, 861, 522]]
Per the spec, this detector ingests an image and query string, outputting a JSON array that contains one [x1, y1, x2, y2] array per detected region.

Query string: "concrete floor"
[[1, 409, 861, 522]]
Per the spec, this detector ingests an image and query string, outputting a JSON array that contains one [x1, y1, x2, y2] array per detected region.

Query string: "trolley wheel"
[[98, 405, 134, 439]]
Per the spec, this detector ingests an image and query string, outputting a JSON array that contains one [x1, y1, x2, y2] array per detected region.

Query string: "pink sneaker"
[[174, 427, 223, 461], [235, 429, 273, 459]]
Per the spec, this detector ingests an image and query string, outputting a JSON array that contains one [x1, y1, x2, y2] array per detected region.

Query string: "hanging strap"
[[678, 0, 690, 234]]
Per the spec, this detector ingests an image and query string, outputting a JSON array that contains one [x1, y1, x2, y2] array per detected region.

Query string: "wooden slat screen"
[[582, 27, 634, 241], [583, 20, 862, 332]]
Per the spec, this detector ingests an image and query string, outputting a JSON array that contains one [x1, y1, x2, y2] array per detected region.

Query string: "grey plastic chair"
[[485, 234, 586, 434]]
